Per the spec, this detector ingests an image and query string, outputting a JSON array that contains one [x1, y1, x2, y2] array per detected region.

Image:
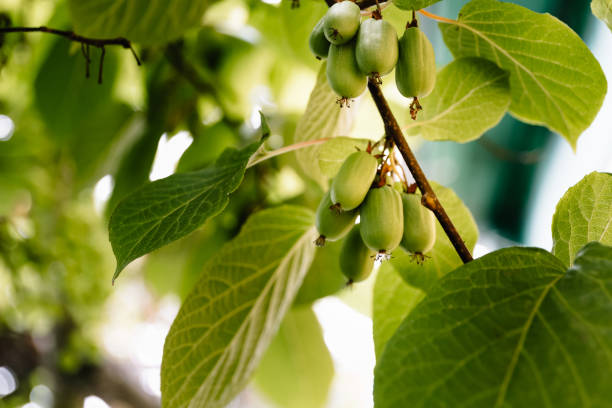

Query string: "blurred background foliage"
[[0, 0, 609, 407]]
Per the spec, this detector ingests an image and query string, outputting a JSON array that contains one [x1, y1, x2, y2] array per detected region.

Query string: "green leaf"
[[294, 239, 346, 305], [372, 263, 424, 358], [294, 63, 352, 187], [406, 58, 510, 143], [390, 182, 478, 292], [254, 306, 334, 408], [592, 0, 612, 31], [68, 0, 214, 45], [375, 244, 612, 408], [392, 0, 443, 11], [552, 172, 612, 267], [317, 137, 372, 178], [161, 206, 316, 408], [440, 0, 607, 148], [109, 140, 263, 281]]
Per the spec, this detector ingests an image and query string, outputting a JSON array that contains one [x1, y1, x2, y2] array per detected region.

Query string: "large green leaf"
[[372, 263, 424, 358], [406, 58, 510, 143], [393, 0, 442, 11], [294, 63, 352, 187], [68, 0, 213, 45], [316, 137, 372, 178], [375, 243, 612, 408], [109, 140, 263, 281], [592, 0, 612, 31], [440, 0, 607, 148], [390, 182, 478, 292], [552, 172, 612, 268], [254, 306, 334, 408], [161, 206, 316, 408]]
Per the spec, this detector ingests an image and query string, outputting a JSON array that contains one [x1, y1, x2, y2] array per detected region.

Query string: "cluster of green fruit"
[[315, 150, 437, 283], [309, 1, 436, 108]]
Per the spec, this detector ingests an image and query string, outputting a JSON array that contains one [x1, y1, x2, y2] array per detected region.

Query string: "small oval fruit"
[[395, 26, 436, 98], [330, 151, 378, 211], [340, 224, 376, 283], [355, 18, 399, 77], [309, 17, 331, 59], [360, 186, 404, 255], [323, 1, 361, 45], [315, 190, 358, 246], [400, 193, 436, 254], [327, 39, 367, 100]]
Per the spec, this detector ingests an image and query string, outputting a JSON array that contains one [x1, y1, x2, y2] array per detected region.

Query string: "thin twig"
[[0, 26, 141, 64], [367, 79, 473, 263]]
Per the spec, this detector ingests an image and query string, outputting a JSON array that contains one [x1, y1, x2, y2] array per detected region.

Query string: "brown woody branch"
[[367, 79, 473, 263], [0, 26, 140, 83]]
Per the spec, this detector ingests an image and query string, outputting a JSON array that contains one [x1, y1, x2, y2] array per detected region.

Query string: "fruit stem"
[[366, 78, 473, 264], [406, 10, 418, 28], [372, 0, 382, 19]]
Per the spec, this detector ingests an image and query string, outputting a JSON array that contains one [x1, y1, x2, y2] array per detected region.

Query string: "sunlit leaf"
[[161, 206, 316, 408], [406, 58, 510, 143], [294, 63, 353, 187], [440, 0, 607, 148], [552, 172, 612, 267], [592, 0, 612, 31]]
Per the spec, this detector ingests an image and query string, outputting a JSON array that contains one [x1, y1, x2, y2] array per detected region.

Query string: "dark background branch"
[[0, 26, 141, 83], [0, 26, 140, 57]]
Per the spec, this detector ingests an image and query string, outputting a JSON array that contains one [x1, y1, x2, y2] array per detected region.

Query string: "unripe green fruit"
[[315, 190, 358, 246], [309, 17, 331, 59], [355, 18, 398, 77], [395, 26, 436, 98], [327, 39, 367, 99], [330, 151, 378, 211], [323, 1, 361, 45], [340, 224, 376, 283], [400, 193, 436, 254], [360, 186, 404, 254]]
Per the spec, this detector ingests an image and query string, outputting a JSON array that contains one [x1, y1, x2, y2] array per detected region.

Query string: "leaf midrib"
[[493, 274, 563, 407], [188, 229, 315, 407], [166, 226, 314, 408]]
